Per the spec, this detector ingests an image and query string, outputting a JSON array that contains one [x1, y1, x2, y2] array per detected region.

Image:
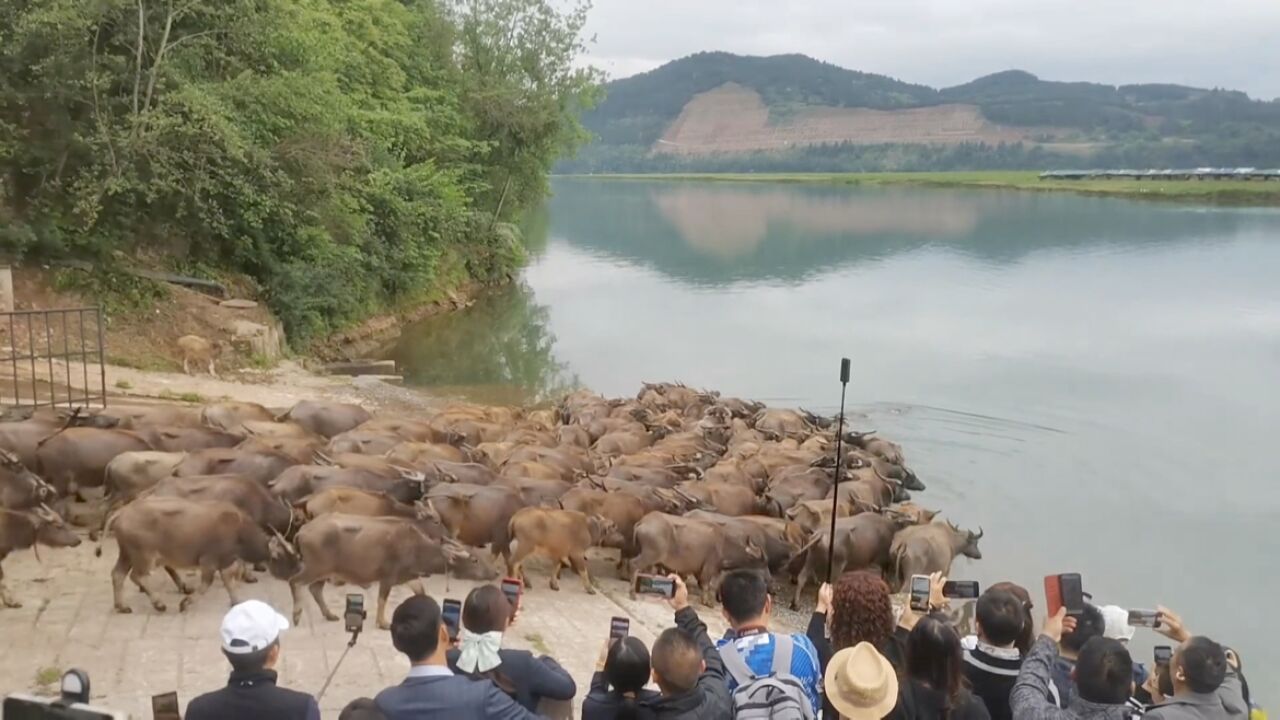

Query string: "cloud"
[[580, 0, 1280, 99]]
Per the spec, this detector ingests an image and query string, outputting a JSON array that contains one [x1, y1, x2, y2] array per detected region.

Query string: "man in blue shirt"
[[714, 569, 823, 716]]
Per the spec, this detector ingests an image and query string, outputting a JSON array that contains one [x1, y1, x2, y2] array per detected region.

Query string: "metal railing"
[[1, 307, 107, 409]]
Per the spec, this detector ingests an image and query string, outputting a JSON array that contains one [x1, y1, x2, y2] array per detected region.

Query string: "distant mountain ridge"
[[562, 52, 1280, 172]]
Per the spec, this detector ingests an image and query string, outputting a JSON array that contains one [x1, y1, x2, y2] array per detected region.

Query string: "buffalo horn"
[[313, 451, 335, 466], [269, 527, 297, 558]]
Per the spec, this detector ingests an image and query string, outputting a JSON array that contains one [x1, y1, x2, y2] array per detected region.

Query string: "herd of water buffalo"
[[0, 382, 983, 630]]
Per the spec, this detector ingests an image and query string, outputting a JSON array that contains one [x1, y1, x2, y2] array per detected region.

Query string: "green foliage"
[[0, 0, 598, 345], [568, 52, 1280, 173], [52, 267, 169, 317]]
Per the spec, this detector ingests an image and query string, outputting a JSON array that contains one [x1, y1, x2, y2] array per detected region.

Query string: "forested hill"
[[0, 1, 598, 345], [561, 52, 1280, 173]]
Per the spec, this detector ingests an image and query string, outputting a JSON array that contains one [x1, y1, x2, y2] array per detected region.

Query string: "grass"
[[159, 389, 206, 404], [33, 666, 61, 690], [113, 379, 133, 390], [523, 632, 552, 656], [580, 171, 1280, 205]]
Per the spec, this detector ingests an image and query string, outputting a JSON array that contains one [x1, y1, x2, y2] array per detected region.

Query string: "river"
[[392, 178, 1280, 695]]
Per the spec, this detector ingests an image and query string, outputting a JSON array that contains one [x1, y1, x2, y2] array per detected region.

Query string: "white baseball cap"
[[221, 600, 291, 655], [1100, 605, 1135, 642]]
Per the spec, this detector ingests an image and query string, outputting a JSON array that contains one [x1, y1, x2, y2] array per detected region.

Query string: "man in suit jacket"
[[376, 595, 540, 720]]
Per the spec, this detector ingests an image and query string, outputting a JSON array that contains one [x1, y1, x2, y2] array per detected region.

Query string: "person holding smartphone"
[[1141, 606, 1248, 720], [581, 628, 659, 720], [185, 600, 320, 720], [1009, 608, 1136, 720], [445, 584, 576, 714]]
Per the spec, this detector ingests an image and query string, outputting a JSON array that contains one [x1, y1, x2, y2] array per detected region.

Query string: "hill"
[[561, 52, 1280, 173]]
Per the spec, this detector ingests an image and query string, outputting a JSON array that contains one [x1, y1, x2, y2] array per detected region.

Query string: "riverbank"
[[577, 171, 1280, 204]]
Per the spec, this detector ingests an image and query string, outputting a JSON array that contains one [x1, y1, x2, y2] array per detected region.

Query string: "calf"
[[177, 335, 220, 377], [506, 508, 621, 594], [286, 514, 496, 629], [106, 497, 281, 613], [0, 507, 81, 608]]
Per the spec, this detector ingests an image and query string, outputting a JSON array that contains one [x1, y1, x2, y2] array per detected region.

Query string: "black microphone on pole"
[[827, 358, 851, 582]]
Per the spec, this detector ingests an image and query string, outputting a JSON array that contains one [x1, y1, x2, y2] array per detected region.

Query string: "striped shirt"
[[716, 630, 823, 716], [962, 636, 1023, 720]]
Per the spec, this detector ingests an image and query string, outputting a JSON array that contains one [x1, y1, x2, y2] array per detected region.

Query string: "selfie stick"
[[316, 614, 364, 701], [827, 358, 851, 581]]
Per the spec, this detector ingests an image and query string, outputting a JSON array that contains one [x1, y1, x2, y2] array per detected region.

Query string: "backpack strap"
[[721, 640, 759, 686], [771, 635, 794, 677]]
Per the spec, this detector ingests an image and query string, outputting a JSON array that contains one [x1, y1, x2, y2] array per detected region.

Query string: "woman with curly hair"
[[808, 571, 911, 719]]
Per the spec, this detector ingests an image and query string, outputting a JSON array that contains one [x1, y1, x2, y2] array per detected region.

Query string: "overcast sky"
[[580, 0, 1280, 100]]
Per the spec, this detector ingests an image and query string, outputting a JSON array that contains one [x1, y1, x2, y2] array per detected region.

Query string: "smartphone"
[[344, 593, 365, 633], [610, 616, 630, 641], [501, 577, 523, 609], [152, 691, 181, 720], [442, 598, 463, 640], [634, 574, 676, 598], [909, 574, 932, 611], [1154, 645, 1173, 666], [1128, 608, 1161, 628], [1045, 573, 1085, 616], [942, 580, 980, 600]]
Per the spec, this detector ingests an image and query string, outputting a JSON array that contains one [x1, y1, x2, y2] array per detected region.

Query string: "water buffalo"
[[606, 464, 689, 488], [790, 512, 914, 609], [683, 510, 800, 574], [425, 484, 524, 560], [784, 498, 852, 539], [102, 450, 188, 506], [0, 411, 118, 470], [107, 497, 281, 613], [269, 465, 424, 504], [764, 467, 834, 516], [496, 476, 572, 507], [173, 447, 300, 486], [386, 441, 469, 467], [35, 427, 152, 495], [829, 475, 909, 512], [890, 520, 984, 590], [593, 429, 663, 457], [0, 449, 55, 510], [503, 445, 596, 477], [630, 512, 768, 605], [104, 405, 200, 429], [420, 460, 499, 487], [0, 506, 81, 607], [844, 450, 924, 491], [506, 508, 622, 594], [844, 431, 905, 465], [556, 425, 591, 448], [325, 430, 405, 456], [237, 436, 325, 464], [286, 514, 497, 628], [277, 400, 372, 439], [296, 487, 428, 520], [558, 487, 653, 574], [134, 425, 242, 452], [355, 417, 451, 444], [200, 402, 275, 431], [676, 481, 770, 517], [751, 408, 816, 440], [146, 475, 294, 534], [703, 458, 765, 492]]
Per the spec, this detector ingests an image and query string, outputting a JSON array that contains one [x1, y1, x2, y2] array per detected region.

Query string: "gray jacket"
[[1010, 636, 1134, 720], [376, 673, 540, 720], [1143, 671, 1248, 720]]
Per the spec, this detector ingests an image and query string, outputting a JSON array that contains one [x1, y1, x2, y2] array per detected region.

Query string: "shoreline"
[[560, 171, 1280, 205]]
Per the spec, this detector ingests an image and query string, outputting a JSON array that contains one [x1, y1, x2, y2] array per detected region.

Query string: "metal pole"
[[827, 358, 851, 582], [95, 307, 106, 407]]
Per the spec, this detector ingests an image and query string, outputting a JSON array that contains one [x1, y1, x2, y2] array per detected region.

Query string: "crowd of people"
[[180, 571, 1262, 720]]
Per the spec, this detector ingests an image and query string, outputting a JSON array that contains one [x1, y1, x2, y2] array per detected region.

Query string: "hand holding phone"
[[442, 599, 462, 641], [609, 617, 629, 643], [1044, 573, 1085, 617], [909, 575, 932, 612], [501, 577, 523, 618]]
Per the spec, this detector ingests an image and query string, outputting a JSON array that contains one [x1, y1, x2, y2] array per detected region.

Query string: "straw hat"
[[824, 642, 899, 720]]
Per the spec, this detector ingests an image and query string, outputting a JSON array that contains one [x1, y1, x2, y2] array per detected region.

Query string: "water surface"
[[393, 179, 1280, 692]]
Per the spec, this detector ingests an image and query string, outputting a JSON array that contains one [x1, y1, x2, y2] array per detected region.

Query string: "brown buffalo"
[[556, 425, 592, 448], [0, 507, 80, 607], [752, 408, 818, 440], [593, 429, 663, 457], [829, 473, 910, 512], [683, 510, 800, 574], [107, 497, 281, 613], [421, 460, 499, 487], [558, 487, 652, 574], [285, 514, 497, 628], [630, 512, 768, 605], [297, 487, 427, 520], [277, 400, 372, 439], [676, 481, 769, 517], [784, 499, 852, 539], [269, 465, 424, 504], [890, 521, 984, 590], [386, 441, 469, 467], [606, 464, 689, 488], [0, 449, 55, 510], [790, 512, 914, 609], [496, 476, 572, 507], [173, 447, 300, 486], [105, 405, 201, 429], [135, 425, 242, 452], [238, 436, 326, 464], [426, 484, 524, 560], [325, 429, 403, 456], [200, 402, 275, 431], [103, 450, 188, 506], [702, 458, 765, 492], [36, 427, 152, 495], [146, 475, 294, 534], [763, 467, 834, 516], [504, 445, 596, 477], [506, 508, 622, 593], [846, 431, 906, 466]]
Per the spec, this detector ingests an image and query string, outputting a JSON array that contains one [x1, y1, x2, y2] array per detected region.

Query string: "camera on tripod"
[[3, 669, 126, 719], [344, 593, 366, 640]]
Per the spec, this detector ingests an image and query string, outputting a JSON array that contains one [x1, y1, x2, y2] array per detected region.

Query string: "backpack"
[[721, 634, 816, 720]]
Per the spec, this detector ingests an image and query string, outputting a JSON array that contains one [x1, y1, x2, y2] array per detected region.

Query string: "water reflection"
[[389, 283, 578, 406], [541, 179, 1273, 285]]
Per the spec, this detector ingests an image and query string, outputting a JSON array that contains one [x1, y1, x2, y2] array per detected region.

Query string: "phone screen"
[[442, 599, 462, 637], [344, 593, 365, 633], [1059, 573, 1084, 615], [152, 691, 181, 720], [501, 578, 523, 605], [1154, 645, 1173, 665], [610, 616, 629, 640], [1127, 609, 1161, 628], [942, 580, 980, 599], [909, 575, 931, 611], [634, 574, 675, 598]]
